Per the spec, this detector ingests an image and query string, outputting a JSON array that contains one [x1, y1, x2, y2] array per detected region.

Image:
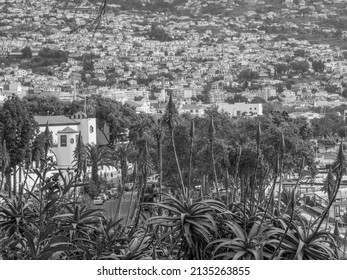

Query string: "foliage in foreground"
[[0, 94, 345, 260], [0, 174, 343, 260]]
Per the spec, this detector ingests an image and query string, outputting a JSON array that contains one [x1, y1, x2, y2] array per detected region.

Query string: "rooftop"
[[58, 126, 79, 134], [34, 115, 79, 126]]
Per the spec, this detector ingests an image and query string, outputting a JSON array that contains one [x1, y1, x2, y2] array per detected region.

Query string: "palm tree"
[[132, 140, 154, 231], [114, 142, 133, 220], [31, 122, 53, 171], [84, 143, 116, 193], [72, 131, 86, 181], [0, 140, 10, 193], [322, 171, 335, 202], [250, 122, 261, 213], [152, 119, 163, 205], [162, 93, 185, 196], [188, 119, 195, 198], [310, 142, 345, 239], [129, 117, 152, 145], [321, 171, 335, 229], [209, 116, 220, 199], [277, 131, 285, 212]]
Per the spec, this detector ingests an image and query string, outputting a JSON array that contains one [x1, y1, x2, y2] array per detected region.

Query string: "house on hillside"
[[217, 102, 263, 117], [178, 103, 204, 117], [125, 100, 152, 114], [34, 114, 97, 169]]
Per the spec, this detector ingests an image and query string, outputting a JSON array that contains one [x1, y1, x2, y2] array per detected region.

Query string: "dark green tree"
[[0, 95, 38, 197], [162, 93, 185, 195], [325, 85, 339, 94], [250, 97, 266, 103], [342, 88, 347, 98], [226, 94, 248, 104], [84, 143, 116, 192], [0, 140, 10, 193], [290, 61, 309, 74], [311, 112, 345, 138], [294, 49, 306, 57], [21, 46, 32, 59], [238, 69, 259, 81], [312, 60, 325, 73]]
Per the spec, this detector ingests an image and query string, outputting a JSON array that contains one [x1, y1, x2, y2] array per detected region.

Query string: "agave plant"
[[79, 217, 129, 260], [146, 192, 225, 259], [101, 227, 153, 260], [0, 225, 74, 260], [0, 195, 37, 235], [53, 204, 103, 242], [266, 215, 340, 260], [208, 218, 270, 260]]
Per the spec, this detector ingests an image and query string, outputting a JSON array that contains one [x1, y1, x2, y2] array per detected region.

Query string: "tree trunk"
[[13, 166, 17, 196], [115, 160, 127, 220], [188, 119, 195, 200], [6, 170, 11, 198], [210, 139, 220, 199], [233, 146, 242, 203], [158, 136, 163, 214], [240, 173, 245, 203], [188, 135, 194, 199], [170, 129, 185, 196], [92, 164, 99, 192], [225, 168, 230, 210], [201, 174, 206, 197], [278, 160, 283, 213], [115, 181, 124, 220], [125, 163, 137, 227], [250, 146, 260, 213], [0, 169, 5, 193], [132, 170, 147, 232], [18, 164, 22, 195]]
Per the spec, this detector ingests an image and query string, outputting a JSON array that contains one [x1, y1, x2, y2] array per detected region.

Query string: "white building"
[[34, 113, 97, 169], [71, 111, 97, 146], [259, 86, 277, 101], [178, 104, 205, 117], [217, 102, 263, 117]]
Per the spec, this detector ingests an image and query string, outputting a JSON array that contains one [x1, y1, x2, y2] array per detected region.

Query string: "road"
[[93, 192, 137, 224]]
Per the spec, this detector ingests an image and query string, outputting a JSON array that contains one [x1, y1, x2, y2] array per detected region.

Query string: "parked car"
[[93, 196, 104, 205], [124, 183, 134, 192], [109, 188, 118, 198], [99, 193, 108, 201]]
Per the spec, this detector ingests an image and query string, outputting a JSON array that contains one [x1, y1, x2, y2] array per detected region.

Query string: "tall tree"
[[0, 95, 37, 197], [322, 170, 335, 228], [152, 119, 164, 204], [0, 140, 10, 193], [209, 116, 219, 198], [162, 93, 185, 196], [84, 144, 115, 192], [114, 142, 133, 220], [188, 119, 195, 197], [72, 131, 86, 181], [21, 46, 32, 59]]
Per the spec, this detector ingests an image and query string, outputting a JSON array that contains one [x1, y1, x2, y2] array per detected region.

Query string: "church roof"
[[34, 115, 79, 126], [57, 126, 79, 134]]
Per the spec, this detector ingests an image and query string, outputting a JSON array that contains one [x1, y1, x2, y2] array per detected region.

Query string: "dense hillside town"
[[2, 0, 347, 112], [1, 0, 347, 262]]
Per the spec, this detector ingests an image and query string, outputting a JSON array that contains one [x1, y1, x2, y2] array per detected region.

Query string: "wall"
[[217, 102, 263, 116]]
